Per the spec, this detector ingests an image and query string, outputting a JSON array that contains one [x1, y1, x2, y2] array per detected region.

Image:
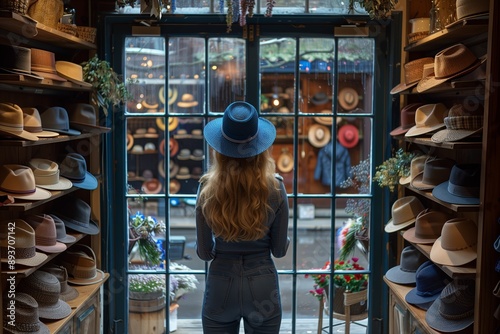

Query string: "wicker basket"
[[56, 23, 78, 36], [76, 26, 97, 43], [0, 0, 29, 14]]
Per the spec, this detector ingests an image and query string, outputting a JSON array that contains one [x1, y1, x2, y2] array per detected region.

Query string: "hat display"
[[0, 103, 39, 141], [40, 264, 79, 302], [18, 270, 72, 320], [176, 167, 191, 180], [390, 57, 434, 94], [384, 196, 425, 233], [405, 103, 448, 137], [177, 93, 199, 108], [456, 0, 489, 20], [314, 109, 333, 126], [191, 148, 204, 160], [58, 244, 105, 285], [40, 107, 81, 136], [204, 101, 276, 158], [430, 217, 477, 266], [416, 44, 486, 93], [156, 116, 178, 131], [24, 214, 67, 254], [308, 124, 331, 148], [338, 87, 359, 111], [30, 48, 67, 82], [405, 261, 450, 310], [310, 92, 330, 105], [159, 86, 178, 106], [52, 197, 100, 235], [2, 293, 50, 334], [410, 156, 455, 190], [0, 44, 43, 80], [338, 124, 359, 148], [29, 158, 73, 190], [59, 153, 98, 190], [22, 108, 59, 138], [50, 214, 77, 244], [385, 245, 427, 285], [177, 148, 191, 160], [142, 178, 162, 194], [0, 219, 48, 267], [426, 278, 475, 332], [67, 103, 111, 133], [390, 103, 424, 137], [431, 104, 484, 143], [55, 61, 93, 88], [432, 163, 481, 205], [399, 154, 428, 185], [403, 208, 450, 244], [277, 150, 294, 173], [0, 164, 51, 200]]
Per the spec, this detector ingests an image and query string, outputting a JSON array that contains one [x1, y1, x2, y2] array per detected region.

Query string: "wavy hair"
[[198, 149, 279, 241]]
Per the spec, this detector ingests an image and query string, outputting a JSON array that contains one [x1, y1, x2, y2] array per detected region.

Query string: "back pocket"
[[248, 273, 281, 318], [203, 274, 232, 316]]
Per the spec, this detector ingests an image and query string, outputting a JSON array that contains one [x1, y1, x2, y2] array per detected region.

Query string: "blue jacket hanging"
[[314, 140, 351, 187]]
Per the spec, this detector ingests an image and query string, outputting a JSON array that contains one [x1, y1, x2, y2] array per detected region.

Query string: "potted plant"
[[373, 148, 417, 192]]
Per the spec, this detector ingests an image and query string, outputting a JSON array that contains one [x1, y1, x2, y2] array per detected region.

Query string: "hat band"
[[1, 245, 36, 259], [448, 182, 479, 198], [0, 185, 35, 195], [36, 234, 57, 246], [0, 122, 23, 134], [34, 170, 60, 185], [64, 173, 85, 183], [221, 124, 258, 144], [24, 124, 43, 132]]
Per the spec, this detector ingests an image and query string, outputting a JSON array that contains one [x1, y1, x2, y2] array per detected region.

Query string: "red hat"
[[338, 124, 359, 148]]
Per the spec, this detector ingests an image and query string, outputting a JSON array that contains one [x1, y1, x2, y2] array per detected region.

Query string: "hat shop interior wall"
[[0, 1, 110, 334], [384, 0, 500, 334]]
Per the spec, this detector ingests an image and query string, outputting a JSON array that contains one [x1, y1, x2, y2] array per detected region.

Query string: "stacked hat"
[[399, 154, 428, 185], [390, 57, 434, 94], [405, 261, 450, 310], [385, 196, 425, 233], [18, 270, 72, 320], [390, 103, 424, 137], [0, 44, 43, 80], [40, 107, 81, 136], [50, 214, 77, 244], [22, 107, 59, 138], [67, 103, 111, 133], [385, 245, 427, 285], [0, 103, 39, 141], [410, 156, 455, 190]]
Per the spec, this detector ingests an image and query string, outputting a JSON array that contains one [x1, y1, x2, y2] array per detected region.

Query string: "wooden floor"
[[171, 318, 368, 333]]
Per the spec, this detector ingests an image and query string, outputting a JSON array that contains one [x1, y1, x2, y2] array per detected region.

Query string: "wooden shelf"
[[403, 136, 482, 150], [45, 273, 109, 333], [384, 276, 441, 334], [0, 11, 96, 50], [404, 15, 489, 52], [404, 186, 480, 212], [1, 233, 85, 277], [0, 78, 93, 95], [0, 132, 99, 147]]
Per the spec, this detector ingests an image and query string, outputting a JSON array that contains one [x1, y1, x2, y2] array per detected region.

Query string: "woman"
[[196, 101, 290, 334]]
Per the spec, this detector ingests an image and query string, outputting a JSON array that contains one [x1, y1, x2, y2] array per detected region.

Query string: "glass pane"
[[208, 38, 246, 113]]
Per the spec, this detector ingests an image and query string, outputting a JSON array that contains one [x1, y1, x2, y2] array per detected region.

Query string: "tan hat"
[[29, 158, 73, 190], [308, 124, 331, 148], [385, 196, 425, 233], [405, 103, 448, 137], [390, 57, 434, 94], [156, 116, 178, 131], [55, 61, 92, 88], [0, 164, 52, 200], [0, 219, 48, 267], [177, 93, 198, 108], [277, 150, 294, 173], [22, 107, 59, 138], [399, 154, 429, 185], [0, 103, 39, 141], [430, 218, 477, 266], [338, 87, 359, 111], [314, 109, 333, 126], [170, 179, 181, 194]]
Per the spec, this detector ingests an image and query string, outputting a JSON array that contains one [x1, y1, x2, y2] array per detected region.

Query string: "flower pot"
[[129, 290, 163, 301], [170, 303, 179, 332], [332, 286, 367, 316]]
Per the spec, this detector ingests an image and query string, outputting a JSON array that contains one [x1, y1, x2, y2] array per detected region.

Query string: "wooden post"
[[317, 295, 324, 334]]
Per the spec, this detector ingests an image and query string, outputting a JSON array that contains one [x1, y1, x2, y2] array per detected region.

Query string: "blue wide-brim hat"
[[204, 101, 276, 158], [405, 261, 450, 310]]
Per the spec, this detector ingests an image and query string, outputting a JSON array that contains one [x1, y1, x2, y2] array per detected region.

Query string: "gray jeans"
[[202, 253, 282, 334]]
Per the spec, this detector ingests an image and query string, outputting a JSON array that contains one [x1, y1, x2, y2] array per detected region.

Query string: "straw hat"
[[338, 87, 359, 111], [55, 61, 92, 88], [156, 116, 178, 131], [390, 57, 434, 94], [177, 93, 198, 108], [159, 86, 178, 106], [277, 150, 294, 173], [338, 124, 359, 148], [308, 124, 331, 148], [314, 109, 333, 126]]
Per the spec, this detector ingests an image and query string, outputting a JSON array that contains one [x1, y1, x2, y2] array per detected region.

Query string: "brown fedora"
[[58, 244, 106, 285], [403, 208, 450, 244], [2, 293, 50, 334], [40, 264, 80, 302], [390, 103, 424, 137], [390, 57, 434, 94], [30, 48, 67, 82], [417, 44, 486, 92], [411, 156, 455, 190]]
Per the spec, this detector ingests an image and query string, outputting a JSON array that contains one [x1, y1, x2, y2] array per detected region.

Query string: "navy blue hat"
[[432, 163, 481, 205], [204, 101, 276, 158], [405, 261, 450, 310], [59, 153, 97, 190], [385, 245, 427, 285]]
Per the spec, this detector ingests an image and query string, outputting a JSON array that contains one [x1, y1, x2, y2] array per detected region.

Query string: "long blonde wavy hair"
[[198, 149, 280, 242]]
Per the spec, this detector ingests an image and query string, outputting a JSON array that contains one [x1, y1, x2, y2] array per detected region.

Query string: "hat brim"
[[403, 227, 438, 244], [399, 175, 411, 185], [70, 121, 111, 133], [36, 241, 67, 253], [425, 296, 474, 332], [37, 299, 72, 320], [57, 234, 77, 244], [405, 287, 440, 309], [432, 182, 480, 205], [204, 117, 276, 158], [384, 218, 416, 233], [0, 67, 44, 81], [0, 187, 52, 201], [390, 81, 418, 95], [68, 268, 105, 285], [31, 129, 59, 138], [42, 126, 81, 136], [142, 180, 162, 194], [32, 70, 67, 82], [36, 176, 73, 191], [4, 320, 50, 334], [385, 265, 418, 284], [0, 251, 48, 267], [60, 284, 80, 301], [52, 213, 100, 235], [431, 128, 483, 143], [68, 172, 98, 190], [390, 125, 413, 137], [430, 236, 477, 266], [308, 124, 331, 148], [55, 70, 93, 88], [411, 172, 438, 190], [0, 128, 39, 141], [177, 102, 199, 108], [405, 123, 446, 137]]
